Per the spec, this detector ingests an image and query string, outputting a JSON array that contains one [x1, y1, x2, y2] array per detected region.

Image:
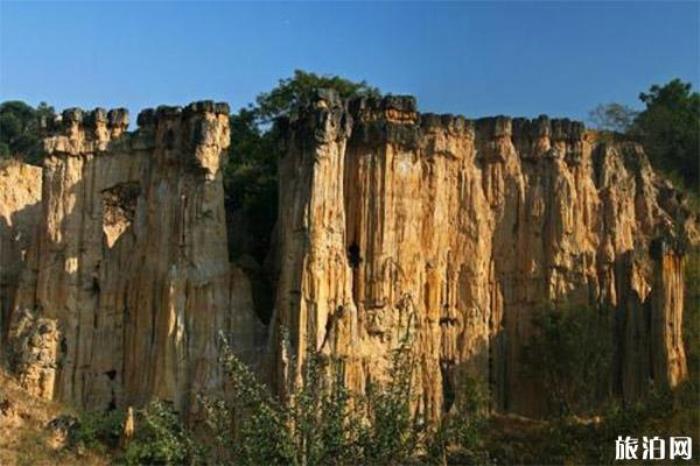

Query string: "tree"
[[632, 79, 700, 190], [0, 100, 55, 165], [588, 103, 637, 133], [254, 69, 380, 122], [223, 71, 381, 324], [198, 334, 417, 466], [224, 108, 278, 258]]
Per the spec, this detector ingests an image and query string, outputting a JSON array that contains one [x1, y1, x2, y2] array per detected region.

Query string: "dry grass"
[[0, 369, 110, 466]]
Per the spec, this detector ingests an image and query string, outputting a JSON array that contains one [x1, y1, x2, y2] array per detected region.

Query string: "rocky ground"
[[0, 369, 109, 465]]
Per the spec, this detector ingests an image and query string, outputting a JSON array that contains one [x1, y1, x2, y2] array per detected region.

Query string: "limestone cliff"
[[0, 92, 693, 422], [3, 103, 264, 416], [0, 161, 42, 349], [270, 91, 693, 419]]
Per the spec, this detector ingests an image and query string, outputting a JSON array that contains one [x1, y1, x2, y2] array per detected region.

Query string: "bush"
[[427, 375, 490, 465], [521, 303, 613, 417], [122, 400, 201, 465], [73, 409, 124, 451], [198, 331, 493, 465]]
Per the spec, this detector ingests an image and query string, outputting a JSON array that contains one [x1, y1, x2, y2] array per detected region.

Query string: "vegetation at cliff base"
[[521, 304, 613, 417], [194, 333, 489, 466], [56, 280, 698, 465]]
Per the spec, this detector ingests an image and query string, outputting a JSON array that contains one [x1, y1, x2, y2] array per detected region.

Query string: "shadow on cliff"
[[461, 245, 683, 421], [224, 191, 278, 326], [0, 201, 40, 348], [2, 149, 146, 411]]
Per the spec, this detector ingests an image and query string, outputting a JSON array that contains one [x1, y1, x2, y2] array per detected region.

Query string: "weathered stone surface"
[[270, 90, 694, 419], [0, 92, 693, 424], [0, 160, 42, 351], [7, 310, 60, 399], [5, 102, 263, 417]]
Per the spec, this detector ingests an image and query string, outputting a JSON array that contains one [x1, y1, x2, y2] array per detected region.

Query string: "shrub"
[[521, 303, 613, 417], [122, 400, 201, 465], [73, 409, 124, 451], [199, 331, 459, 465], [354, 345, 420, 465], [427, 375, 490, 465]]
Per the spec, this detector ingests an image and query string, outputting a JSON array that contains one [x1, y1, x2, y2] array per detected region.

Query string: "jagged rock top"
[[42, 100, 230, 157], [280, 88, 590, 152], [45, 100, 229, 135], [137, 100, 230, 128]]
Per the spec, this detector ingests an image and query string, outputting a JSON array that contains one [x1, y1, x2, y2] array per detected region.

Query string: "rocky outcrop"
[[270, 91, 693, 419], [5, 103, 264, 416], [0, 160, 42, 350], [0, 92, 692, 422]]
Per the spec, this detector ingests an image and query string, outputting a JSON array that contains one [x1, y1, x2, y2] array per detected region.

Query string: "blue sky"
[[1, 1, 698, 124]]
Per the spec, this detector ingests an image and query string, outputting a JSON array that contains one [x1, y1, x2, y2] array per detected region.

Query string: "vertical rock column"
[[121, 102, 233, 415], [271, 90, 358, 397], [7, 101, 257, 417], [10, 108, 131, 402], [0, 161, 42, 351], [650, 238, 688, 389], [272, 92, 691, 420]]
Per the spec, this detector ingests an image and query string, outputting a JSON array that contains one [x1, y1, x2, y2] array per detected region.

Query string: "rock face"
[[0, 92, 692, 421], [270, 91, 692, 419], [0, 161, 42, 350], [4, 103, 264, 415]]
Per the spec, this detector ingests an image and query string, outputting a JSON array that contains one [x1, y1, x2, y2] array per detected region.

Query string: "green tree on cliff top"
[[253, 69, 380, 122], [590, 79, 700, 192], [0, 101, 55, 165], [633, 78, 700, 190], [224, 70, 380, 264]]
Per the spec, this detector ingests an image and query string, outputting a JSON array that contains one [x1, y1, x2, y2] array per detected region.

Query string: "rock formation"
[[3, 102, 264, 416], [270, 91, 693, 419], [0, 160, 42, 348], [0, 92, 693, 421]]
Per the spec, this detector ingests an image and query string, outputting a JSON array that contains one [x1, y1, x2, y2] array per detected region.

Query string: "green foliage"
[[254, 69, 380, 123], [122, 401, 201, 465], [633, 79, 700, 189], [0, 100, 54, 165], [427, 375, 490, 465], [224, 71, 380, 267], [202, 336, 361, 465], [355, 345, 420, 465], [588, 103, 638, 133], [201, 332, 462, 465], [521, 303, 613, 417], [73, 409, 124, 451]]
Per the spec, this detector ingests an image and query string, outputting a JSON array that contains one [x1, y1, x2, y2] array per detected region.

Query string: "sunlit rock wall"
[[1, 91, 692, 422], [6, 102, 264, 416], [270, 91, 692, 418]]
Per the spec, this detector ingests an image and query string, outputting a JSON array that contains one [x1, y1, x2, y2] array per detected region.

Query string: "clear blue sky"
[[1, 1, 698, 124]]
